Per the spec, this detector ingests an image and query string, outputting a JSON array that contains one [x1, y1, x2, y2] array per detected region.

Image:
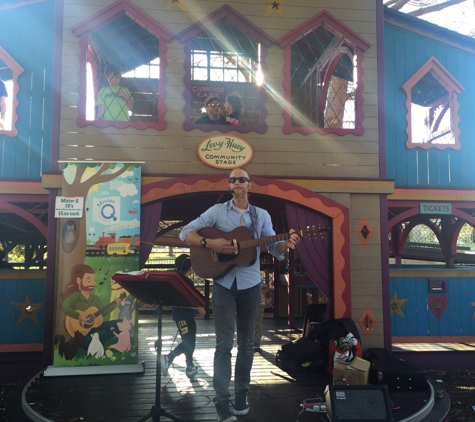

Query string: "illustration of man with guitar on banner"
[[57, 264, 124, 359], [179, 167, 327, 421]]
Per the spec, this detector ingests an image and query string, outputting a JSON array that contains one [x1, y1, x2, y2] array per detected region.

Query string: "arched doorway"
[[140, 174, 351, 318]]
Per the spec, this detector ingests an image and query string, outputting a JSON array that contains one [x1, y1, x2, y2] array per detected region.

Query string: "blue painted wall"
[[384, 9, 475, 189], [0, 273, 46, 347], [390, 274, 475, 337], [0, 0, 55, 180]]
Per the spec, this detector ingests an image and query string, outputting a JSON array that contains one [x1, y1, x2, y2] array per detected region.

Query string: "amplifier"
[[324, 384, 394, 422]]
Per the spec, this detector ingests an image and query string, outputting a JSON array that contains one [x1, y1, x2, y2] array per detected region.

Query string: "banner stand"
[[44, 363, 144, 377]]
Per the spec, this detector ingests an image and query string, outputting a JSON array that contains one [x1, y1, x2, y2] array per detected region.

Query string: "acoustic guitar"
[[65, 291, 126, 337], [190, 226, 329, 279]]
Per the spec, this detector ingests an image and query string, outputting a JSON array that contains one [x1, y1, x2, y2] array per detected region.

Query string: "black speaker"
[[324, 385, 394, 422]]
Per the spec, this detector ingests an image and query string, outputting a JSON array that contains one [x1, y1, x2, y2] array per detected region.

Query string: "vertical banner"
[[50, 163, 141, 374]]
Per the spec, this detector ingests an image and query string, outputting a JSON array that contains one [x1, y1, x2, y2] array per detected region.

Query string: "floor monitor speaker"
[[324, 384, 394, 422]]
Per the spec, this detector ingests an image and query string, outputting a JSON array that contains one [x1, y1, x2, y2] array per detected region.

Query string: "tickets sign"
[[197, 135, 253, 169]]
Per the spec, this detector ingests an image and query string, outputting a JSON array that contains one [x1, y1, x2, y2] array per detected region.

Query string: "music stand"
[[112, 271, 206, 422]]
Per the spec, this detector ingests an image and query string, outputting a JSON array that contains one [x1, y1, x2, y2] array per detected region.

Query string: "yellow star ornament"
[[11, 294, 43, 325], [390, 292, 409, 319], [166, 0, 187, 11], [263, 0, 288, 18]]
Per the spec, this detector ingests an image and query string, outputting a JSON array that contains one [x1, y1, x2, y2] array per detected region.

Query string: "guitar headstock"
[[299, 226, 330, 238]]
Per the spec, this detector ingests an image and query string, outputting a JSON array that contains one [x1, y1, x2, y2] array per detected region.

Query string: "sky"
[[398, 1, 475, 37]]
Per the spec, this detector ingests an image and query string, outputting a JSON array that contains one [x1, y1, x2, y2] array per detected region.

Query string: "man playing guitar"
[[179, 167, 300, 422], [61, 264, 122, 342]]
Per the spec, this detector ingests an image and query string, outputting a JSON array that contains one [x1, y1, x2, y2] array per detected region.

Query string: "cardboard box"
[[332, 357, 370, 386]]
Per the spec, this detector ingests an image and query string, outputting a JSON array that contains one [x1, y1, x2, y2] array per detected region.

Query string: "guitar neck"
[[93, 293, 124, 318], [239, 232, 291, 250], [238, 227, 328, 250]]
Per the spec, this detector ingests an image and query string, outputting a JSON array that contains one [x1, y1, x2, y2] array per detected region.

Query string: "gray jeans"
[[212, 280, 261, 401]]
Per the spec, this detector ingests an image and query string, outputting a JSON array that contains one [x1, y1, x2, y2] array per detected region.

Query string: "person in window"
[[0, 79, 7, 130], [224, 95, 243, 126], [195, 95, 229, 125], [160, 254, 206, 381], [95, 64, 133, 121]]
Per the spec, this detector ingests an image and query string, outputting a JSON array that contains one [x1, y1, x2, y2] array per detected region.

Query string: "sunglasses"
[[228, 177, 250, 183], [207, 102, 221, 107]]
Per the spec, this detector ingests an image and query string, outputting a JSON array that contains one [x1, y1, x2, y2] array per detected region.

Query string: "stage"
[[17, 316, 449, 421]]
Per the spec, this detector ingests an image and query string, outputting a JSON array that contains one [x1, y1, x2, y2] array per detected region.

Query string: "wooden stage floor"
[[22, 316, 448, 422]]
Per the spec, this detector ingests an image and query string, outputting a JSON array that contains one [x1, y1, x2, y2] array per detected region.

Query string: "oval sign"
[[197, 135, 254, 169]]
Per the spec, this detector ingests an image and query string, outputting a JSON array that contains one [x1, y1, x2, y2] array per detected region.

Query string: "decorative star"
[[166, 0, 187, 11], [390, 291, 408, 319], [263, 0, 288, 17], [11, 295, 43, 325], [470, 301, 475, 318]]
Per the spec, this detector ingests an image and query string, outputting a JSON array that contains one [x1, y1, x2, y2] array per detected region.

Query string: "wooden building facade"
[[5, 0, 474, 361]]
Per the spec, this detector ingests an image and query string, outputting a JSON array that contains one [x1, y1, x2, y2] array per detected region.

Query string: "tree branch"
[[391, 0, 411, 11], [408, 0, 466, 16]]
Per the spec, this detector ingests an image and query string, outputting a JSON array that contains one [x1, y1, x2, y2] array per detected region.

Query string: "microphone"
[[229, 188, 235, 194]]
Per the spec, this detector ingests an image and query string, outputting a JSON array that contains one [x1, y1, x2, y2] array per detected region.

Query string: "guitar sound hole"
[[218, 253, 237, 263]]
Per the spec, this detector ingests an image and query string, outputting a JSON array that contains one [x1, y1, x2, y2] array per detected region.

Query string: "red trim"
[[0, 201, 47, 238], [277, 11, 369, 136], [0, 343, 43, 352], [402, 56, 464, 151], [176, 4, 274, 47], [71, 0, 173, 41], [177, 6, 271, 133], [276, 10, 371, 51], [394, 336, 475, 343], [0, 46, 25, 137], [71, 0, 172, 131]]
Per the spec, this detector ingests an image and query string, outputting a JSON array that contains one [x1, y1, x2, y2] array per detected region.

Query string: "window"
[[0, 46, 24, 137], [177, 5, 274, 133], [71, 0, 172, 130], [402, 57, 463, 150], [277, 11, 370, 136]]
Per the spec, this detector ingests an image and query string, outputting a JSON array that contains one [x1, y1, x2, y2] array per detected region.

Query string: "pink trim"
[[176, 4, 274, 47], [0, 46, 25, 137], [177, 5, 272, 133], [71, 0, 172, 131], [71, 0, 172, 41], [402, 56, 464, 151], [0, 201, 47, 238], [277, 10, 371, 51], [277, 11, 369, 136]]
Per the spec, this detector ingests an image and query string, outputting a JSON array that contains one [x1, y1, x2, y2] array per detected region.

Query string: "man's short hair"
[[204, 95, 220, 107]]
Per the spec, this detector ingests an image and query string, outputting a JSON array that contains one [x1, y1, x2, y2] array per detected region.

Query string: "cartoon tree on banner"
[[55, 162, 139, 338]]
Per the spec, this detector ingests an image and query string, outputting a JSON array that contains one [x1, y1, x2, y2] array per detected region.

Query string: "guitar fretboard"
[[238, 228, 326, 250]]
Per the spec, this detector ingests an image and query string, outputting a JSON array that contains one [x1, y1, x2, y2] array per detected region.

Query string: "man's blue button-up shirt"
[[179, 200, 286, 290]]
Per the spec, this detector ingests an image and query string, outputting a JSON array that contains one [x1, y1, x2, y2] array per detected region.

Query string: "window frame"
[[176, 4, 274, 134], [71, 0, 172, 130], [277, 10, 370, 136], [402, 56, 464, 151], [0, 46, 24, 137]]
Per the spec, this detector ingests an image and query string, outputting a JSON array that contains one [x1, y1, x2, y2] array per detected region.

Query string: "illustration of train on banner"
[[86, 233, 140, 256]]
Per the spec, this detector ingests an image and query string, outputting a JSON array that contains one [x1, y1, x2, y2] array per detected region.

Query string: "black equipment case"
[[364, 348, 427, 391]]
